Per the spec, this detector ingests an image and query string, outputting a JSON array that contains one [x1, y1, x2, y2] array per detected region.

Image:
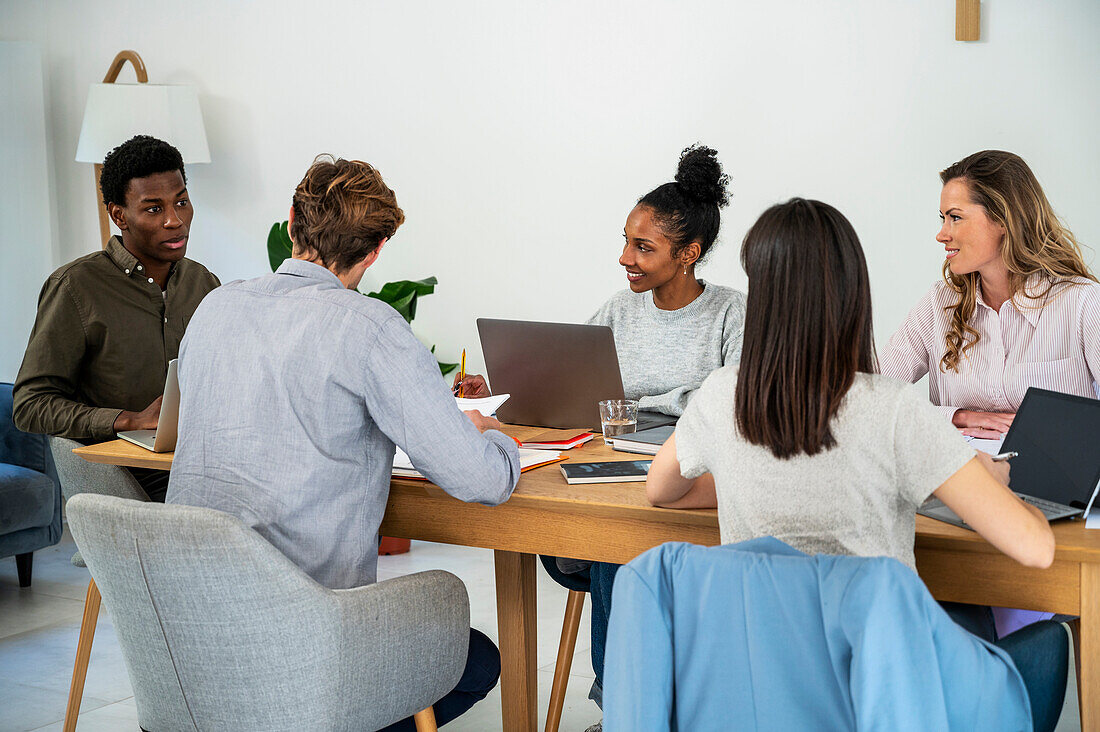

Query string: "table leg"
[[1078, 563, 1100, 730], [495, 550, 538, 732]]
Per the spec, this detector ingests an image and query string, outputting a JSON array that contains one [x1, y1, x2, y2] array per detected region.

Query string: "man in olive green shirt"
[[14, 135, 218, 500]]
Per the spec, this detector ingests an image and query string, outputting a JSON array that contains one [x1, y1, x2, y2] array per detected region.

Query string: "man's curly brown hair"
[[290, 155, 405, 272]]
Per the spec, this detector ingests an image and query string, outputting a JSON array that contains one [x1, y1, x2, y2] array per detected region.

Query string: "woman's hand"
[[452, 373, 490, 398], [952, 409, 1015, 439], [975, 450, 1011, 487]]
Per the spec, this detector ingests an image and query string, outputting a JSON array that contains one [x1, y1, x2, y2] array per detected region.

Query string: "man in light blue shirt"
[[167, 155, 519, 731]]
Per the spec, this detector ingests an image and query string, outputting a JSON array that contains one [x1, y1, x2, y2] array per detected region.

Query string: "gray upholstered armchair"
[[66, 493, 469, 732], [0, 382, 61, 586]]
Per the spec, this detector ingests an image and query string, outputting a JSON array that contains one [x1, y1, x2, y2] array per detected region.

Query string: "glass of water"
[[598, 399, 639, 444]]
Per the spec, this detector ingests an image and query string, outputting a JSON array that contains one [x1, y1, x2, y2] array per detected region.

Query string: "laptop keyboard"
[[1017, 494, 1071, 516]]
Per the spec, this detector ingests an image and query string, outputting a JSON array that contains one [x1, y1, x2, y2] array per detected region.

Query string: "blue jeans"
[[379, 628, 500, 731], [540, 556, 619, 709], [941, 603, 1068, 732]]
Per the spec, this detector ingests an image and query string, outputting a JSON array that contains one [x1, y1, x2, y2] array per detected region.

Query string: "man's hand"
[[952, 409, 1015, 439], [453, 373, 490, 398], [463, 409, 501, 433], [112, 396, 163, 433], [976, 450, 1011, 487]]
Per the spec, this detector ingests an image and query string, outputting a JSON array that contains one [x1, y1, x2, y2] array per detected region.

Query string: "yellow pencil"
[[458, 349, 467, 398]]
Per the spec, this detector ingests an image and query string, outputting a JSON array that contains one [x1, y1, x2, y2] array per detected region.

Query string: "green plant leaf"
[[368, 277, 437, 302], [267, 221, 293, 272], [385, 289, 418, 323], [365, 277, 438, 323]]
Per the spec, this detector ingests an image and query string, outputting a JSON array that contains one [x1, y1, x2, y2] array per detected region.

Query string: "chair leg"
[[545, 590, 586, 732], [413, 706, 437, 731], [64, 579, 102, 732], [15, 552, 32, 587], [1069, 618, 1083, 725]]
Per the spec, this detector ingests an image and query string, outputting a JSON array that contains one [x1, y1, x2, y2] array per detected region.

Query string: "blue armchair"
[[0, 382, 61, 586]]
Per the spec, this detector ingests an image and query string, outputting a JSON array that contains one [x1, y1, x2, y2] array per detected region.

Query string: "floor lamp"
[[75, 50, 210, 249]]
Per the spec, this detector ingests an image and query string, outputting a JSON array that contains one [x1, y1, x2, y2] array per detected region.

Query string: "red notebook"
[[520, 432, 595, 450]]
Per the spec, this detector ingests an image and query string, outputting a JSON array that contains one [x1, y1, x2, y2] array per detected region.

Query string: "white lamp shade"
[[75, 83, 210, 164]]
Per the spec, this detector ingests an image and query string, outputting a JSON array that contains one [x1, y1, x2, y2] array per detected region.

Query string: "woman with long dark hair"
[[645, 198, 1069, 731]]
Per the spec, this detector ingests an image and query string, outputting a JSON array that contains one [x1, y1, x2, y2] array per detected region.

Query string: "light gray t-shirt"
[[675, 367, 977, 572], [587, 280, 746, 416]]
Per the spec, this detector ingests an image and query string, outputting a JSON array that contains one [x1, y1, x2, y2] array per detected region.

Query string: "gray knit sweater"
[[587, 280, 746, 416]]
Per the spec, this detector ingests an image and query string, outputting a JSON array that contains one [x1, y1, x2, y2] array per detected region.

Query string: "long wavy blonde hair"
[[939, 150, 1096, 372]]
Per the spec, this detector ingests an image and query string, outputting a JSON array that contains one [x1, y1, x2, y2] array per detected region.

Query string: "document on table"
[[1087, 507, 1100, 529], [455, 393, 510, 416], [392, 446, 563, 479], [964, 436, 1005, 455]]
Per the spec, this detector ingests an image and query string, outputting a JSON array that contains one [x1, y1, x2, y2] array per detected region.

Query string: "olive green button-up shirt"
[[13, 236, 220, 440]]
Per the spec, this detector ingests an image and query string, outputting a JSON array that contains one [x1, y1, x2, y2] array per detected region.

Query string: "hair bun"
[[674, 144, 730, 208]]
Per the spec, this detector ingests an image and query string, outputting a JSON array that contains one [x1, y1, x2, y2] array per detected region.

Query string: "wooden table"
[[74, 430, 1100, 731]]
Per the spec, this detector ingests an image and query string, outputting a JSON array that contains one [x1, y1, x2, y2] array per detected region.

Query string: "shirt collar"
[[105, 236, 140, 276], [1011, 272, 1049, 327], [104, 235, 179, 284], [975, 272, 1046, 327], [275, 257, 346, 289]]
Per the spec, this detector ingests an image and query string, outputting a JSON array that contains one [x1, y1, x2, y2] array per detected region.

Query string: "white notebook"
[[392, 446, 561, 479], [455, 393, 510, 417]]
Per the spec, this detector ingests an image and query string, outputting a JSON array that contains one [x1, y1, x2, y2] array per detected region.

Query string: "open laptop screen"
[[1002, 388, 1100, 511]]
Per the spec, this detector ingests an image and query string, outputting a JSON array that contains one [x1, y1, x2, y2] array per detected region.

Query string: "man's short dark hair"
[[100, 135, 187, 207]]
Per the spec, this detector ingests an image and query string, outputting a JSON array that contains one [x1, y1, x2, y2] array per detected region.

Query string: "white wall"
[[0, 42, 58, 382], [2, 1, 1097, 376]]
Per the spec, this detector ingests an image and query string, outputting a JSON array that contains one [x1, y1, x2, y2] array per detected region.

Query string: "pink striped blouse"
[[881, 275, 1100, 418]]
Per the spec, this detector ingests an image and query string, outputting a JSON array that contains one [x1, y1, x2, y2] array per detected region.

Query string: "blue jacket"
[[603, 538, 1031, 731]]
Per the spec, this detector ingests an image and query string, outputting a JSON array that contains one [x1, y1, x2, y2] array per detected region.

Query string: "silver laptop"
[[919, 387, 1100, 528], [477, 318, 678, 430], [117, 359, 179, 453]]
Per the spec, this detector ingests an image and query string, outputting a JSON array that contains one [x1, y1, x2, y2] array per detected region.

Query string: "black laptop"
[[477, 318, 678, 431], [919, 387, 1100, 529]]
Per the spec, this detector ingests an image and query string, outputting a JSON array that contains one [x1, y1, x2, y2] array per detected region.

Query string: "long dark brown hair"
[[735, 198, 877, 458]]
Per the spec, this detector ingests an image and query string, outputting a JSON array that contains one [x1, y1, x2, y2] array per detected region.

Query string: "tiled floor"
[[0, 530, 1082, 731]]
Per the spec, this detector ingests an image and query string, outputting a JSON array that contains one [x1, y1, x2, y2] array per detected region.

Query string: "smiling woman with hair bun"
[[455, 144, 746, 420], [451, 145, 747, 732]]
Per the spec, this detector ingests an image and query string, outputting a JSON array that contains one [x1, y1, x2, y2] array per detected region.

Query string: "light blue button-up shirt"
[[167, 258, 520, 589]]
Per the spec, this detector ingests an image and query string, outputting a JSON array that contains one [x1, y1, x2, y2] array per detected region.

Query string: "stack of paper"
[[392, 447, 564, 480], [455, 394, 510, 416], [964, 436, 1005, 455]]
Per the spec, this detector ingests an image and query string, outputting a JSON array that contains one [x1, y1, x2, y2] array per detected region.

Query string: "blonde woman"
[[883, 150, 1099, 438], [882, 150, 1099, 639]]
